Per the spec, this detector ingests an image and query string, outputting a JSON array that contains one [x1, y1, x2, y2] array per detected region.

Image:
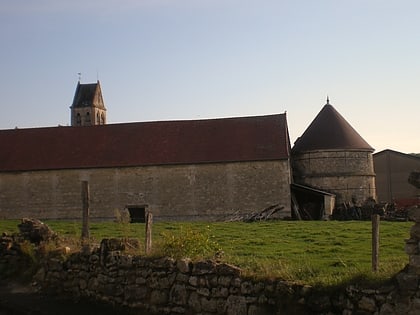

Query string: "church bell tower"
[[70, 80, 107, 126]]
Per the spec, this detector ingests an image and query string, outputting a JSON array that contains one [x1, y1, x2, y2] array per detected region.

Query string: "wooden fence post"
[[372, 214, 380, 272], [81, 181, 90, 247], [145, 212, 153, 254]]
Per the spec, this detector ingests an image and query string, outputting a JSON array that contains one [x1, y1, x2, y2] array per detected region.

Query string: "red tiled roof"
[[292, 102, 373, 153], [0, 114, 290, 172]]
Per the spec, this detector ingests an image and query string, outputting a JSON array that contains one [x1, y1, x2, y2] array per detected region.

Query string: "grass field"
[[0, 219, 412, 287]]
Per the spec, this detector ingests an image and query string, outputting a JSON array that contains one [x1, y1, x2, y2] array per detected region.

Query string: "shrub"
[[157, 225, 222, 260]]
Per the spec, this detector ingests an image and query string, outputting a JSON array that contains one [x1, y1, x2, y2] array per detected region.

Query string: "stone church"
[[0, 81, 376, 221]]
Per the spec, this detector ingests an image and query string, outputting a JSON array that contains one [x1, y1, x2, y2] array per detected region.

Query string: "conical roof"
[[292, 99, 373, 153]]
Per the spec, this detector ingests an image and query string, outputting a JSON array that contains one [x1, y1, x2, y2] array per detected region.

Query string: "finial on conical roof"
[[326, 96, 330, 105]]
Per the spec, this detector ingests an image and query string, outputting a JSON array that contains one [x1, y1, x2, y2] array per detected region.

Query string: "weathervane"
[[78, 72, 82, 82]]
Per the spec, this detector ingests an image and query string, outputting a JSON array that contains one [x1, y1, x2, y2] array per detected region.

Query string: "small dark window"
[[76, 113, 81, 125], [85, 112, 91, 123], [127, 207, 146, 223], [96, 112, 100, 124]]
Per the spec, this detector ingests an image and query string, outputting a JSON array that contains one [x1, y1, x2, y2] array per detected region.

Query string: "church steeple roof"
[[71, 80, 105, 109], [292, 100, 373, 153]]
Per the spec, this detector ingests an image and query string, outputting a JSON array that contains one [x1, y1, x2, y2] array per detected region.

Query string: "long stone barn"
[[0, 114, 292, 221]]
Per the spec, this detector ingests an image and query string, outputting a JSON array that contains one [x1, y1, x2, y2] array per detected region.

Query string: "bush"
[[157, 226, 222, 260]]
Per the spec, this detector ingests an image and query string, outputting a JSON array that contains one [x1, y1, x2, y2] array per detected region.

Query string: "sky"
[[1, 0, 420, 153]]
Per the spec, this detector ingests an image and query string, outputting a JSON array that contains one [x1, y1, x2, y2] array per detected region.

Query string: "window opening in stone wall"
[[85, 112, 91, 123], [76, 113, 81, 125], [127, 206, 146, 223]]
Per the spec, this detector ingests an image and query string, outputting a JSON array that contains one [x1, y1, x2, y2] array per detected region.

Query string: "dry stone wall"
[[1, 238, 419, 314], [37, 241, 309, 315]]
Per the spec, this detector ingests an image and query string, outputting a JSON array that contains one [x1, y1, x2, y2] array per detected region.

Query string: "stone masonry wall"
[[0, 160, 291, 221], [39, 252, 308, 315], [292, 150, 376, 204]]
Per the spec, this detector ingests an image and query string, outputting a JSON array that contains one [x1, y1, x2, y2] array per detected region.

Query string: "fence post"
[[81, 181, 90, 252], [372, 214, 380, 272], [145, 211, 153, 254]]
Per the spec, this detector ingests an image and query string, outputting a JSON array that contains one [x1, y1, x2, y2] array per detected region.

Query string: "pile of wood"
[[332, 202, 410, 221], [224, 204, 284, 222]]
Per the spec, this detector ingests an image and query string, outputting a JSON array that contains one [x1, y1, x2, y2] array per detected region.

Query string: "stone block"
[[218, 275, 232, 287], [124, 285, 147, 302], [258, 294, 268, 304], [379, 303, 396, 315], [192, 260, 215, 275], [408, 265, 420, 275], [170, 284, 188, 305], [241, 281, 253, 295], [170, 306, 185, 314], [215, 262, 241, 276], [307, 295, 331, 312], [408, 207, 420, 222], [207, 275, 218, 287], [410, 223, 420, 239], [405, 239, 420, 255], [135, 276, 146, 285], [177, 258, 192, 274], [198, 276, 208, 287], [200, 297, 218, 313], [151, 257, 176, 270], [188, 292, 201, 312], [358, 296, 377, 313], [410, 255, 420, 269], [150, 289, 168, 305], [100, 238, 125, 252], [248, 304, 275, 315], [33, 267, 46, 283], [119, 255, 133, 268], [396, 273, 419, 291], [197, 288, 210, 297], [176, 273, 190, 284], [79, 279, 87, 290], [216, 298, 227, 314], [226, 295, 247, 315], [211, 287, 229, 298], [88, 277, 99, 291], [408, 298, 420, 315]]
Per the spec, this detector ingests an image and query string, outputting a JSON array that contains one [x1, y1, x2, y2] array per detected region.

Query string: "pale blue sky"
[[1, 0, 420, 153]]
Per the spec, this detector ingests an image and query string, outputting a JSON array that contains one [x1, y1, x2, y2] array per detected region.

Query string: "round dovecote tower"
[[291, 99, 376, 205]]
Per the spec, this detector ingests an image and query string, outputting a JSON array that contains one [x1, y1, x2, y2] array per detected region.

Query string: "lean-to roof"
[[0, 114, 290, 172], [292, 100, 373, 153]]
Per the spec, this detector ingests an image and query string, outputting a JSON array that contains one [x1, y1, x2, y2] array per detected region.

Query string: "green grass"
[[0, 219, 411, 287]]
